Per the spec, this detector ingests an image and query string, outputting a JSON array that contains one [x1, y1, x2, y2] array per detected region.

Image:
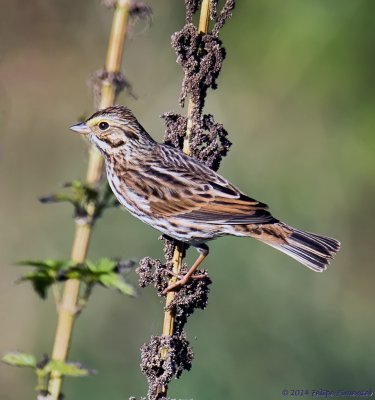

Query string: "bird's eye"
[[99, 121, 109, 131]]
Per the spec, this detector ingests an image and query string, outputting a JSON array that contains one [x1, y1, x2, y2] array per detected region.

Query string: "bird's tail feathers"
[[254, 223, 340, 272]]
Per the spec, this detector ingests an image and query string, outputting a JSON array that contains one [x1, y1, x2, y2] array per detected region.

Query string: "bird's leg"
[[162, 234, 203, 280], [162, 244, 209, 294], [164, 269, 206, 280]]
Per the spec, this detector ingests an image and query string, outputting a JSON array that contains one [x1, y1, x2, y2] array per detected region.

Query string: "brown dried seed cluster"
[[212, 0, 235, 36], [140, 334, 193, 400], [165, 0, 234, 170], [189, 113, 231, 171], [136, 237, 186, 294], [162, 236, 178, 264], [137, 256, 168, 293], [162, 112, 188, 150], [89, 69, 135, 108], [172, 24, 225, 110], [185, 0, 199, 24], [136, 245, 211, 399], [162, 112, 231, 171], [177, 0, 235, 109], [184, 0, 235, 32], [136, 257, 211, 318], [167, 267, 212, 334], [137, 1, 235, 398]]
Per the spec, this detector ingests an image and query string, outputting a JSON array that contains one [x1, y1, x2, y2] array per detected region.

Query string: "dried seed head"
[[185, 0, 200, 23], [136, 2, 236, 398], [166, 268, 212, 334], [88, 69, 135, 108], [137, 256, 168, 294], [171, 24, 225, 110], [212, 0, 235, 37], [190, 114, 232, 171], [140, 334, 193, 399], [162, 112, 188, 149]]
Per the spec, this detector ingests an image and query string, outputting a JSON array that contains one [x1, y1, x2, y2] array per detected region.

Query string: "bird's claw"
[[164, 269, 183, 280], [162, 272, 207, 295], [162, 278, 186, 295]]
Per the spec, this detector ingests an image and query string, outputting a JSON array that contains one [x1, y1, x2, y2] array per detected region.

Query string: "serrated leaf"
[[2, 352, 37, 368], [19, 273, 54, 299], [96, 258, 117, 272], [17, 259, 73, 271], [45, 360, 95, 377], [16, 259, 77, 299], [31, 278, 52, 299], [99, 273, 136, 296], [87, 258, 116, 273]]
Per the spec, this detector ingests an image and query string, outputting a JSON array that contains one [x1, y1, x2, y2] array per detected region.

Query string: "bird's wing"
[[145, 145, 275, 225]]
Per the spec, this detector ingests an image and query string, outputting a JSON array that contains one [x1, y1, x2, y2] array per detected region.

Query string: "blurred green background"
[[1, 1, 374, 399]]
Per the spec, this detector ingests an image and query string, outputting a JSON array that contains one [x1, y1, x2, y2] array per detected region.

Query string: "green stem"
[[47, 2, 131, 399]]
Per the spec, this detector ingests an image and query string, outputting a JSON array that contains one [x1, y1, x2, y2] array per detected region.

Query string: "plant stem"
[[158, 0, 211, 396], [48, 2, 130, 399], [161, 242, 185, 347], [182, 0, 211, 155]]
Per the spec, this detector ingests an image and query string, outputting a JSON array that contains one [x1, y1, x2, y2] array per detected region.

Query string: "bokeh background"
[[1, 1, 374, 399]]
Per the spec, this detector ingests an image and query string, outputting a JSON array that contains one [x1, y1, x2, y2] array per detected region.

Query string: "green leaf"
[[64, 267, 83, 280], [99, 273, 136, 296], [2, 352, 37, 368], [86, 258, 117, 273], [17, 259, 73, 271], [15, 257, 135, 300], [16, 259, 79, 298], [41, 179, 117, 222], [45, 360, 96, 377], [30, 277, 52, 299], [19, 273, 54, 299]]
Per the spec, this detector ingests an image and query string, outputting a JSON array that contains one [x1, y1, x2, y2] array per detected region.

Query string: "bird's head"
[[70, 105, 153, 155]]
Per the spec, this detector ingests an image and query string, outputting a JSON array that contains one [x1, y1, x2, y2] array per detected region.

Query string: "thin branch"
[[47, 1, 131, 399], [158, 1, 211, 397], [183, 0, 211, 156]]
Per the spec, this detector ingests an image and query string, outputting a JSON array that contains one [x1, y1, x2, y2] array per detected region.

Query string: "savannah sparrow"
[[70, 105, 340, 292]]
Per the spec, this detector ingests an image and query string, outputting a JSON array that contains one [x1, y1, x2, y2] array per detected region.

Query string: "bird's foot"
[[162, 272, 207, 295], [164, 269, 205, 280], [162, 249, 209, 294]]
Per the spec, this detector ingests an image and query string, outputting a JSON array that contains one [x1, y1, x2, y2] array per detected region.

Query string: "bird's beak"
[[69, 122, 91, 135]]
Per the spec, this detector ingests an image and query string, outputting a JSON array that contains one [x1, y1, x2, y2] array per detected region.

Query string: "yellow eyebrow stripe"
[[87, 116, 106, 127]]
